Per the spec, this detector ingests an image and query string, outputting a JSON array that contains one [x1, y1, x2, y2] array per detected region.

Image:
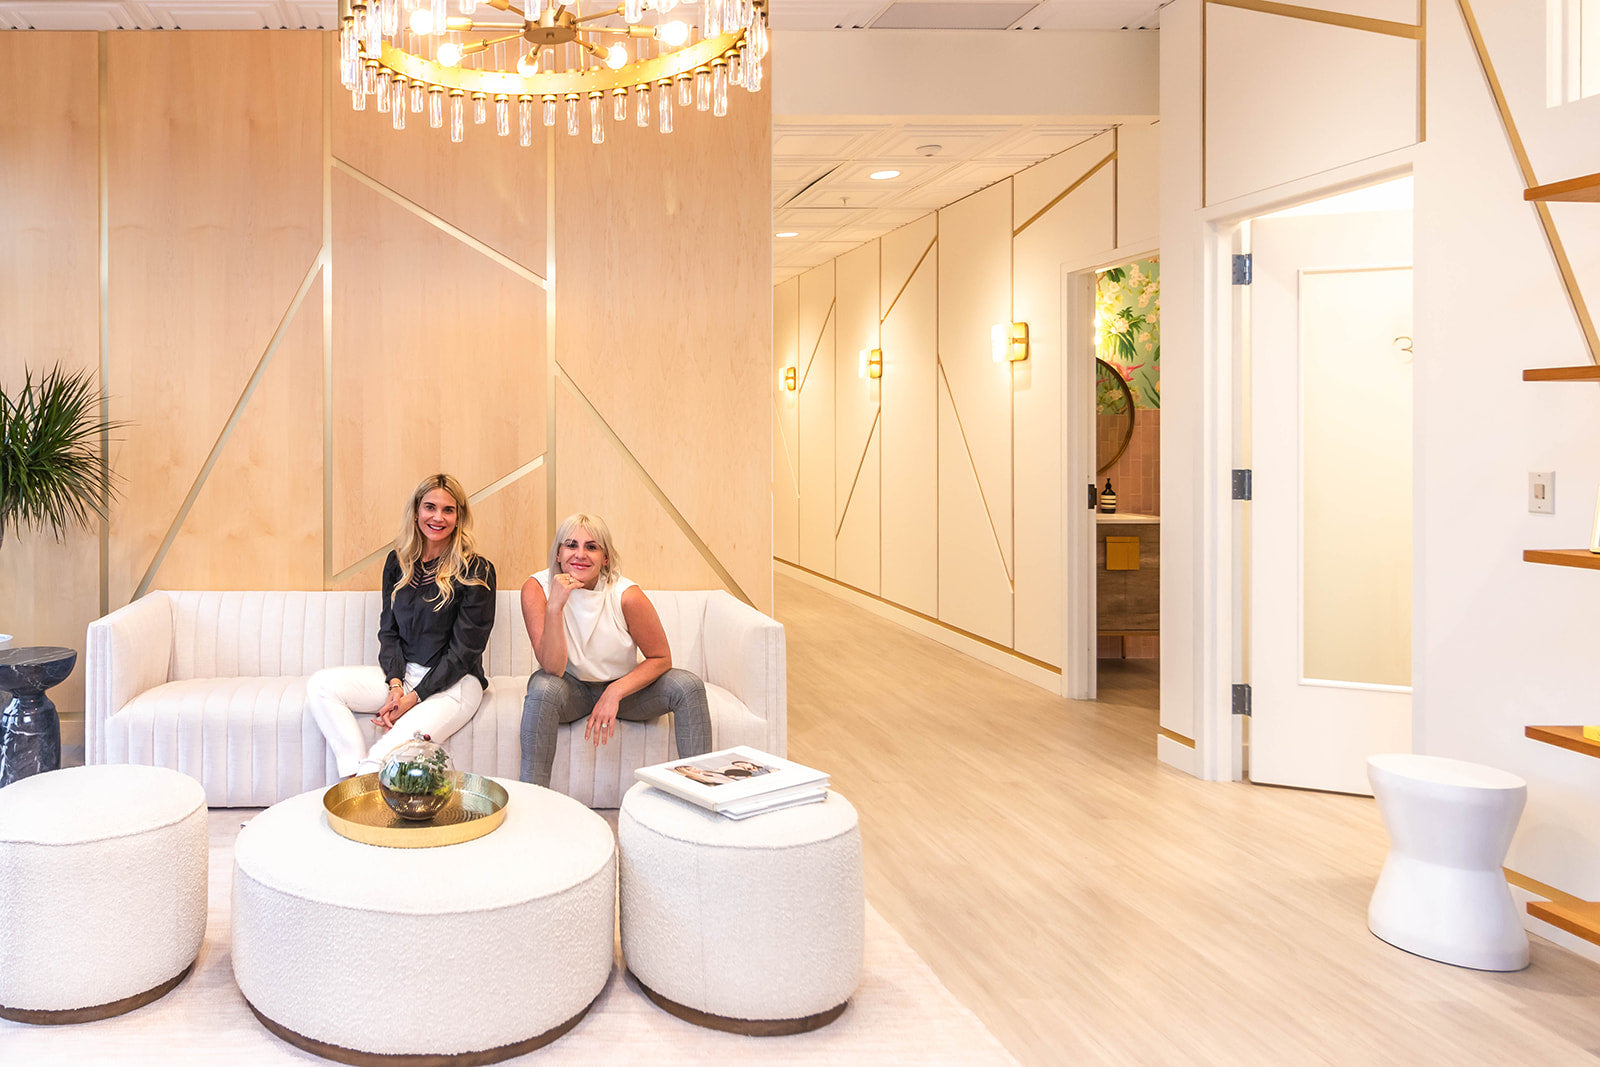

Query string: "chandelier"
[[336, 0, 768, 146]]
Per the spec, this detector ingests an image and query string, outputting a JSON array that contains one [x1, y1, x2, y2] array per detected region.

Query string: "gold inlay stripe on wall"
[[1504, 867, 1587, 908], [880, 236, 936, 325], [777, 558, 1063, 674], [97, 32, 110, 616], [1207, 0, 1422, 38], [1456, 0, 1600, 364], [545, 125, 558, 536], [834, 408, 881, 540], [329, 454, 547, 582], [936, 361, 1013, 588], [322, 33, 336, 585], [1013, 152, 1116, 238], [331, 158, 549, 290], [557, 367, 755, 606], [137, 251, 328, 599], [798, 298, 835, 394]]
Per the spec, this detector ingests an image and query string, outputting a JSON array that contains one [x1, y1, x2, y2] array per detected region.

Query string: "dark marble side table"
[[0, 646, 77, 788]]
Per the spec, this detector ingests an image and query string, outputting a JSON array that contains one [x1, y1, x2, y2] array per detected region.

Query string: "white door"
[[1248, 208, 1413, 794]]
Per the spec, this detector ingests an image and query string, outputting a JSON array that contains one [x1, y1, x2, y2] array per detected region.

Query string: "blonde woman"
[[519, 513, 711, 787], [307, 474, 497, 778]]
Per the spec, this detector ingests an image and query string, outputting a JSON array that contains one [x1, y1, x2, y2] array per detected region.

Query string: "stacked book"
[[635, 746, 829, 819]]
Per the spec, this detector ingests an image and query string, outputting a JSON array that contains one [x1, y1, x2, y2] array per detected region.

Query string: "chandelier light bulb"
[[658, 20, 689, 46], [517, 52, 539, 76], [606, 44, 628, 70], [437, 41, 462, 66], [408, 8, 432, 35]]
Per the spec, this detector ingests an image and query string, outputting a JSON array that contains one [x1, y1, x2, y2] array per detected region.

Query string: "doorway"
[[1238, 178, 1414, 794]]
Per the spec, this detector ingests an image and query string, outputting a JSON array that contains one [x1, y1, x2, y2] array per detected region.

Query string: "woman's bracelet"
[[387, 679, 403, 690]]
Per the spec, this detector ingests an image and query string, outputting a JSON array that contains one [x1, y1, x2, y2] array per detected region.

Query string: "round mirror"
[[1096, 358, 1136, 474]]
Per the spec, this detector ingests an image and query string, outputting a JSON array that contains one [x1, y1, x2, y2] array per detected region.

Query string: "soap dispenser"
[[1099, 479, 1117, 514]]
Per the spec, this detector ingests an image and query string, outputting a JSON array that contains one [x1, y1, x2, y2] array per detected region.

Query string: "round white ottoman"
[[1367, 753, 1529, 971], [0, 764, 207, 1023], [232, 779, 614, 1064], [619, 782, 863, 1034]]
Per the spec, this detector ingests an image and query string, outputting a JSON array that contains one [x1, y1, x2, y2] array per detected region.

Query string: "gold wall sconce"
[[992, 322, 1029, 363], [783, 366, 796, 391], [859, 348, 882, 379]]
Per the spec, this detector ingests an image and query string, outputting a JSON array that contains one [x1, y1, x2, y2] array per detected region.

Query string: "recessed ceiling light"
[[869, 169, 901, 180], [775, 231, 799, 238]]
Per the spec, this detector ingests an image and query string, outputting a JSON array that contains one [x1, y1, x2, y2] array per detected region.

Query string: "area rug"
[[6, 811, 1017, 1065]]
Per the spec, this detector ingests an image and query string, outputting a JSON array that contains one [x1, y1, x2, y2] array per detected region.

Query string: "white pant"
[[305, 662, 484, 778]]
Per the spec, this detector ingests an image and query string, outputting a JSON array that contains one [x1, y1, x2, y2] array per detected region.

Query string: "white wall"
[[1164, 0, 1600, 960], [774, 128, 1158, 685]]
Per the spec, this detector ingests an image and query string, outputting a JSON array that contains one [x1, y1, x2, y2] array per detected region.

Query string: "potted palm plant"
[[0, 366, 121, 783]]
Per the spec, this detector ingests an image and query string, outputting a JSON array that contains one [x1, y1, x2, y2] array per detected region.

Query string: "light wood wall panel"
[[332, 79, 547, 275], [554, 388, 722, 595], [468, 466, 548, 591], [879, 217, 939, 618], [105, 31, 323, 604], [0, 32, 100, 719], [834, 241, 881, 594], [938, 377, 1013, 645], [798, 261, 837, 577], [937, 182, 1014, 580], [331, 169, 546, 572], [553, 92, 772, 612], [158, 297, 324, 591], [774, 278, 801, 563], [1205, 6, 1418, 205], [1013, 132, 1118, 666]]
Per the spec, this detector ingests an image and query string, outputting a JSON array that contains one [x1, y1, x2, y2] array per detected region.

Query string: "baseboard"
[[1156, 733, 1197, 775], [774, 559, 1064, 694]]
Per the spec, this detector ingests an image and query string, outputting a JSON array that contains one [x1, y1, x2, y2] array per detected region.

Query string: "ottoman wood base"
[[632, 971, 848, 1036], [0, 961, 194, 1025], [246, 993, 597, 1067]]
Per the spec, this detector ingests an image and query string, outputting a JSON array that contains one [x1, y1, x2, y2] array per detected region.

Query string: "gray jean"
[[519, 667, 713, 787]]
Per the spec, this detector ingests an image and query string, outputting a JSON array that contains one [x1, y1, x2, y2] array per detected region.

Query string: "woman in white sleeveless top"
[[519, 512, 712, 787]]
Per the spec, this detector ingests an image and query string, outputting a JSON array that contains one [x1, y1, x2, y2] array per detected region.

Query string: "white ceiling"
[[0, 0, 1164, 33]]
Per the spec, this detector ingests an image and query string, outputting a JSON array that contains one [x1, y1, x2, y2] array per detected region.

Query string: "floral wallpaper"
[[1095, 257, 1161, 409]]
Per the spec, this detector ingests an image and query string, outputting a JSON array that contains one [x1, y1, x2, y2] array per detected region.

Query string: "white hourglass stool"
[[1367, 754, 1529, 971]]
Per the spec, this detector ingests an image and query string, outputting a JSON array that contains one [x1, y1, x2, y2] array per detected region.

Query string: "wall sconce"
[[783, 366, 796, 391], [992, 322, 1029, 363], [858, 348, 882, 379]]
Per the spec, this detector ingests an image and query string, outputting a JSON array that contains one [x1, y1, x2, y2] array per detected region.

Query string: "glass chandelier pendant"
[[636, 84, 650, 127], [565, 95, 580, 136], [519, 96, 534, 146], [677, 75, 691, 108], [695, 68, 710, 112], [495, 94, 510, 137], [376, 68, 392, 112], [429, 87, 443, 128], [449, 90, 464, 142], [659, 83, 673, 133], [613, 89, 627, 123], [430, 0, 446, 35], [590, 93, 605, 144], [728, 52, 741, 89], [543, 95, 557, 127], [712, 62, 728, 116], [352, 80, 366, 111], [624, 0, 643, 22], [392, 79, 406, 128], [705, 0, 722, 37], [365, 2, 382, 55], [460, 0, 477, 12], [473, 93, 487, 125], [410, 81, 425, 114], [381, 0, 398, 36], [363, 61, 379, 97]]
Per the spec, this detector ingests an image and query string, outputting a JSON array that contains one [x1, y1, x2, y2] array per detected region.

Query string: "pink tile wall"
[[1099, 409, 1160, 517]]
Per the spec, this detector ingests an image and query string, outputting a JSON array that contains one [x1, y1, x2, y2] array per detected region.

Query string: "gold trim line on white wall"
[[834, 409, 881, 539], [799, 298, 835, 394], [331, 157, 549, 290], [1013, 152, 1116, 238], [1206, 0, 1422, 38], [880, 236, 936, 324], [136, 250, 328, 599], [936, 360, 1014, 589], [1454, 0, 1600, 364]]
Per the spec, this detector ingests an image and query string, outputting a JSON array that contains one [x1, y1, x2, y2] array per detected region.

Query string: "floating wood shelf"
[[1525, 173, 1600, 202], [1528, 899, 1600, 947], [1523, 366, 1600, 381], [1523, 549, 1600, 570], [1526, 725, 1600, 758]]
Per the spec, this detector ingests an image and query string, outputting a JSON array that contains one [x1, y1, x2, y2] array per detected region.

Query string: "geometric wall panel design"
[[937, 372, 1014, 646], [774, 278, 802, 563], [798, 261, 837, 577]]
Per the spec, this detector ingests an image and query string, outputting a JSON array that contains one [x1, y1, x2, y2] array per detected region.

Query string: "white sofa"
[[86, 589, 786, 808]]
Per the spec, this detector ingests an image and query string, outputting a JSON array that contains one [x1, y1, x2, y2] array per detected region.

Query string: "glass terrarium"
[[378, 732, 456, 821]]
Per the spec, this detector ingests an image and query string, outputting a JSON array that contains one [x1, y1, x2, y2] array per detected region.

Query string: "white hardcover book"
[[635, 746, 829, 813], [717, 786, 831, 820]]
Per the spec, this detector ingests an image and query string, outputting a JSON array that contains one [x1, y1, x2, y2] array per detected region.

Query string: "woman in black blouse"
[[307, 473, 497, 778]]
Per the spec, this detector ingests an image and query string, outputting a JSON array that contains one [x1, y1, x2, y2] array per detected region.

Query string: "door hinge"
[[1088, 483, 1099, 511], [1231, 469, 1252, 500], [1232, 683, 1252, 716], [1232, 253, 1253, 285]]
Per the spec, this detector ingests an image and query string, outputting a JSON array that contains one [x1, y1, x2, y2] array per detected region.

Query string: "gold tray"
[[323, 772, 509, 848]]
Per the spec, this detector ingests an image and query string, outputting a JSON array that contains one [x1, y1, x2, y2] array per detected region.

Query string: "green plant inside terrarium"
[[379, 745, 452, 795]]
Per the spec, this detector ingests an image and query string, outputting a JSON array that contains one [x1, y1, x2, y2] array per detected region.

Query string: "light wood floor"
[[776, 574, 1600, 1065]]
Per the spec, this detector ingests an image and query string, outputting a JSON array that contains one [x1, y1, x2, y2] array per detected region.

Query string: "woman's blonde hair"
[[547, 512, 620, 586], [394, 473, 487, 605]]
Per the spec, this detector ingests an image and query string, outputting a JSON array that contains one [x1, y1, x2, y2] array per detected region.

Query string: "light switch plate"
[[1530, 471, 1555, 514]]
